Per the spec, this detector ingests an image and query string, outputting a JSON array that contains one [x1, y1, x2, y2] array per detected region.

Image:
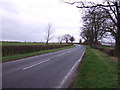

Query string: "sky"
[[1, 0, 106, 43]]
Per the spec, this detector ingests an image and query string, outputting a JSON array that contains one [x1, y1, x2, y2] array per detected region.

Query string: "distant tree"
[[63, 34, 71, 43], [79, 39, 82, 43], [57, 35, 64, 44], [69, 36, 75, 44], [45, 23, 54, 44]]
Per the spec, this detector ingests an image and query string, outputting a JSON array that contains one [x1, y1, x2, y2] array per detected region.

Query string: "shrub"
[[92, 45, 114, 56]]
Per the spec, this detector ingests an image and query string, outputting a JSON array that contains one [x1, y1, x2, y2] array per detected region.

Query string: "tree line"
[[63, 0, 120, 57], [45, 23, 75, 44]]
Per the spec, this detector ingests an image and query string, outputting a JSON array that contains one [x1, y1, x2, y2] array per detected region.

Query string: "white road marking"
[[23, 51, 70, 70], [22, 47, 77, 71], [56, 53, 66, 57], [22, 50, 69, 70], [22, 59, 51, 70], [67, 51, 71, 53], [56, 50, 75, 58], [57, 50, 85, 88]]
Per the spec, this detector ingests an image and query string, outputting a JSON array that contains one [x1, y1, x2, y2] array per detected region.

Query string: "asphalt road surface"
[[2, 44, 86, 88]]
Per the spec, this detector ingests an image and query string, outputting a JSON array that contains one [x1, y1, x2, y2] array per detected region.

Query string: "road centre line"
[[68, 51, 72, 53], [56, 50, 75, 57], [22, 48, 76, 71], [22, 59, 51, 70], [57, 52, 69, 57], [22, 52, 67, 70]]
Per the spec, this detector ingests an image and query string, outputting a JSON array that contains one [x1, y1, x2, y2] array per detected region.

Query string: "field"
[[2, 41, 62, 46], [2, 41, 74, 62], [74, 46, 118, 88]]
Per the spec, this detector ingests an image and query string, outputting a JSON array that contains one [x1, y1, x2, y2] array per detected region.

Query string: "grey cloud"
[[1, 0, 82, 42], [0, 1, 18, 14], [2, 15, 47, 42]]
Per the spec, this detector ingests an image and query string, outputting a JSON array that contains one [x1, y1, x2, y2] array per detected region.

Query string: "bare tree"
[[63, 34, 71, 43], [45, 23, 54, 44], [100, 1, 120, 56], [63, 0, 120, 56], [80, 7, 108, 46], [57, 35, 64, 44]]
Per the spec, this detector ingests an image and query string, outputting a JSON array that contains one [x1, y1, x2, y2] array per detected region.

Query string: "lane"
[[2, 45, 86, 88], [3, 47, 76, 74], [3, 46, 77, 71], [3, 46, 78, 75]]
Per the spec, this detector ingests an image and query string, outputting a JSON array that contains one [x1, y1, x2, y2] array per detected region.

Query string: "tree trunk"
[[66, 40, 68, 43], [118, 15, 120, 59], [116, 13, 120, 59], [46, 40, 49, 44], [115, 2, 120, 60], [117, 4, 120, 85], [60, 41, 62, 44]]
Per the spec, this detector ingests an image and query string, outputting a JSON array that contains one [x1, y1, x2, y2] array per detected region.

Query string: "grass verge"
[[74, 46, 118, 88], [2, 45, 75, 62]]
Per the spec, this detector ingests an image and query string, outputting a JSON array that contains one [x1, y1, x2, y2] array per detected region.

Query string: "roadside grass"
[[2, 41, 67, 46], [2, 45, 75, 62], [101, 45, 115, 49], [74, 46, 118, 88]]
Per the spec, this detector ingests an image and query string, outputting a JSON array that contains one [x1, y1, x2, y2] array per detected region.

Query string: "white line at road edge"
[[22, 59, 51, 70], [57, 50, 85, 88]]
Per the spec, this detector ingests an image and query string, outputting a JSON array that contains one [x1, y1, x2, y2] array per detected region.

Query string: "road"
[[2, 45, 86, 88]]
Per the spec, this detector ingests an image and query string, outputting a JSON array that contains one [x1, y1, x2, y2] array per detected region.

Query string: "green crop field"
[[1, 41, 66, 46]]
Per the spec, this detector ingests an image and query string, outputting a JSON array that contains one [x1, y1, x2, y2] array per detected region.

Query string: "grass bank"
[[74, 46, 118, 88], [2, 45, 75, 62]]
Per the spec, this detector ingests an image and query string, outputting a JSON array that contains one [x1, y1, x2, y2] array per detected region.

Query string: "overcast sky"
[[1, 0, 104, 42]]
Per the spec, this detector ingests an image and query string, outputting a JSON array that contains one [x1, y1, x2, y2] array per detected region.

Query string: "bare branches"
[[45, 23, 54, 44], [62, 0, 115, 8], [63, 0, 120, 56], [80, 7, 109, 45], [63, 34, 71, 43], [76, 4, 115, 8], [57, 35, 64, 44], [101, 7, 117, 26], [107, 1, 117, 19], [61, 0, 84, 5]]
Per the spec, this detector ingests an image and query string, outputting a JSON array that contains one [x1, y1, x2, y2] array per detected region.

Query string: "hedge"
[[2, 44, 71, 56]]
